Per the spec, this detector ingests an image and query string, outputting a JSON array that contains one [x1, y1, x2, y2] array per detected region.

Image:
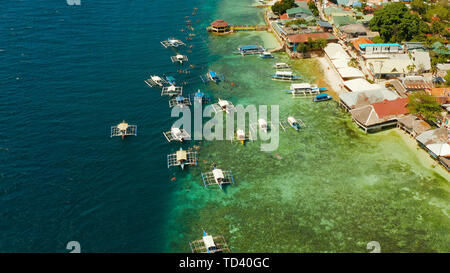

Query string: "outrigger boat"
[[165, 75, 176, 85], [167, 147, 197, 170], [212, 98, 236, 114], [271, 70, 302, 81], [313, 93, 332, 102], [161, 85, 183, 96], [235, 45, 265, 55], [201, 166, 235, 190], [258, 119, 268, 133], [163, 127, 190, 142], [189, 231, 230, 253], [189, 90, 211, 105], [250, 118, 274, 135], [145, 75, 168, 88], [110, 121, 137, 139], [233, 129, 251, 145], [273, 62, 291, 69], [169, 95, 191, 108], [160, 38, 186, 48], [280, 116, 305, 132], [200, 71, 224, 84], [259, 51, 274, 58], [171, 54, 188, 64], [284, 83, 326, 97]]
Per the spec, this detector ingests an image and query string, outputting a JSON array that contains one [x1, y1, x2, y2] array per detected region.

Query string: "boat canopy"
[[288, 117, 296, 124], [237, 129, 245, 138], [218, 99, 229, 107], [171, 127, 182, 135], [240, 45, 260, 50], [202, 235, 216, 249], [276, 71, 293, 76], [316, 94, 329, 99], [209, 71, 218, 78], [212, 169, 225, 180], [258, 119, 267, 127], [291, 83, 312, 89]]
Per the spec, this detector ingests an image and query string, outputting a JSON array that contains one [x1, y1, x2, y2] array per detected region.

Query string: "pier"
[[207, 20, 267, 34]]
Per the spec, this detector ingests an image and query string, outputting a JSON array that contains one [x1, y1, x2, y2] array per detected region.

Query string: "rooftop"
[[351, 37, 373, 51], [287, 32, 337, 43]]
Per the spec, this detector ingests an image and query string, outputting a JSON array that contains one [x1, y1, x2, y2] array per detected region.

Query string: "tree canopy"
[[272, 0, 296, 15], [407, 92, 443, 122], [369, 2, 429, 42]]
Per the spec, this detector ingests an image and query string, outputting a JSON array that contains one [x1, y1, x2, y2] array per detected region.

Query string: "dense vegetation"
[[369, 1, 449, 43], [296, 38, 328, 53], [284, 18, 316, 27], [308, 1, 319, 17], [369, 2, 430, 42], [272, 0, 296, 15], [407, 92, 443, 122]]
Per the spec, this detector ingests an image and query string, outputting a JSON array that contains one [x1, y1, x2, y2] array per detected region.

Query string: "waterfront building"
[[349, 97, 409, 133], [359, 43, 402, 55], [397, 115, 432, 138], [416, 128, 450, 171], [343, 78, 382, 92], [209, 20, 231, 34], [339, 88, 399, 110], [286, 6, 313, 19], [286, 32, 338, 51]]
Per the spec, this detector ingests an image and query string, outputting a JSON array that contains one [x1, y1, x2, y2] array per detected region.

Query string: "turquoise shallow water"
[[0, 0, 449, 253], [165, 0, 450, 253]]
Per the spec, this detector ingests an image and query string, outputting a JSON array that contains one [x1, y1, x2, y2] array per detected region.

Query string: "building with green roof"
[[432, 42, 450, 55], [286, 7, 313, 19], [332, 16, 358, 27]]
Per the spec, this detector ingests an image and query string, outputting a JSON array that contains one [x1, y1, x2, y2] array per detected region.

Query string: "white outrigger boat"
[[189, 231, 230, 253], [201, 166, 235, 190], [110, 121, 137, 139], [280, 116, 305, 131], [271, 70, 302, 81], [161, 37, 186, 48], [284, 83, 327, 98], [163, 127, 190, 142], [212, 98, 236, 114], [169, 95, 191, 108], [250, 118, 272, 135], [171, 54, 188, 64], [161, 85, 183, 96], [273, 62, 291, 69], [258, 119, 268, 133], [259, 51, 274, 59], [145, 75, 168, 87], [167, 147, 197, 170]]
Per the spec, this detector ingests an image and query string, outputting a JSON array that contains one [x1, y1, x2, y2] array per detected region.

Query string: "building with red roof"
[[287, 32, 338, 51], [209, 20, 231, 34], [350, 97, 410, 133], [351, 37, 373, 51]]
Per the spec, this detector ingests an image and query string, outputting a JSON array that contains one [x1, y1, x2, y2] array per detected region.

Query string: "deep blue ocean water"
[[0, 0, 217, 252]]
